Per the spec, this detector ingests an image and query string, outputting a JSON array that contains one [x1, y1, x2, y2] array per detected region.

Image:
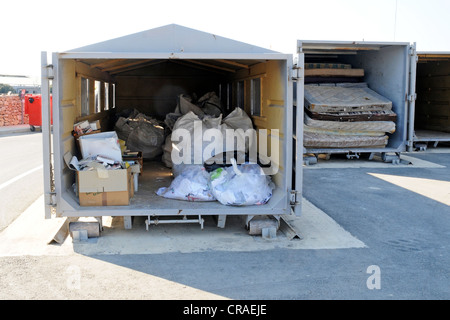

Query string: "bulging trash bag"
[[197, 92, 223, 117], [209, 158, 274, 206], [161, 134, 173, 168], [156, 165, 215, 202], [223, 107, 253, 132], [168, 111, 224, 169], [114, 111, 165, 160], [177, 93, 205, 118], [126, 122, 165, 159], [164, 92, 224, 131]]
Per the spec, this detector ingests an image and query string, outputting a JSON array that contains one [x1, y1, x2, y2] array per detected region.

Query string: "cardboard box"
[[130, 164, 141, 192], [78, 131, 123, 162], [73, 130, 101, 155], [89, 120, 101, 131], [123, 151, 143, 174], [78, 166, 133, 206]]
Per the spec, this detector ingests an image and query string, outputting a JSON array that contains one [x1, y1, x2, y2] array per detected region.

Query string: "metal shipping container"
[[41, 24, 303, 229], [296, 40, 417, 163], [409, 52, 450, 151]]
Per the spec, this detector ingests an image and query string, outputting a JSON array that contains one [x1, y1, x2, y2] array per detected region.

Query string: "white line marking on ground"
[[0, 165, 43, 191]]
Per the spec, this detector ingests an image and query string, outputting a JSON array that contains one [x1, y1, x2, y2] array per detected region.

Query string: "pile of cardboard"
[[67, 130, 141, 206], [73, 120, 101, 136]]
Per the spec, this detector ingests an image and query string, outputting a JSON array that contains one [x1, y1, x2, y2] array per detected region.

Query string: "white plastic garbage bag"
[[169, 111, 224, 168], [209, 158, 274, 206], [223, 107, 253, 132], [156, 165, 215, 202]]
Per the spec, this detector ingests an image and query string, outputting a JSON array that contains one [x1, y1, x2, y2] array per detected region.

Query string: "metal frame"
[[41, 52, 54, 219], [297, 40, 415, 163], [42, 25, 302, 223], [145, 215, 205, 231], [409, 51, 450, 149]]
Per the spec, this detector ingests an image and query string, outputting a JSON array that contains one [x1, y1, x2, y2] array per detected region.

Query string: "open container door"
[[411, 50, 450, 150], [291, 50, 304, 216], [298, 40, 411, 163], [41, 51, 56, 219], [45, 25, 296, 227], [407, 43, 418, 152]]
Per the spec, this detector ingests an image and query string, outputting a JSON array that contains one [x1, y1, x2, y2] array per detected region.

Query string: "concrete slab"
[[0, 195, 365, 257], [0, 196, 73, 256]]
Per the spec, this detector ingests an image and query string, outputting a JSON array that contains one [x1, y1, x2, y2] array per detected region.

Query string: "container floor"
[[414, 130, 450, 142], [69, 161, 287, 215]]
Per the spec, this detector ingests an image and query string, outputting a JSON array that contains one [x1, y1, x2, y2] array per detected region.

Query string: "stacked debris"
[[304, 62, 364, 84], [303, 82, 397, 149], [157, 92, 274, 206], [114, 109, 166, 160]]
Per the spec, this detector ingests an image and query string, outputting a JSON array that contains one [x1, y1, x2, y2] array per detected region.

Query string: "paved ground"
[[0, 128, 448, 302], [0, 132, 43, 231]]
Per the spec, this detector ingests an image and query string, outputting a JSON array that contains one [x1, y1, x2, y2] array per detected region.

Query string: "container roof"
[[62, 24, 288, 75], [67, 24, 279, 55], [298, 40, 410, 56]]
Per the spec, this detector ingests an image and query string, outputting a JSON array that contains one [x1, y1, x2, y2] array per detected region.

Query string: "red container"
[[24, 94, 52, 131]]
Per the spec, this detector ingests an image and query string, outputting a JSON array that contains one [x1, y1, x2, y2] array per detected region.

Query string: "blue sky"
[[1, 0, 449, 81]]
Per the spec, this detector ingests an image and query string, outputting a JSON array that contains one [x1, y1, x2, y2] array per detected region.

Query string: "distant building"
[[0, 75, 41, 94]]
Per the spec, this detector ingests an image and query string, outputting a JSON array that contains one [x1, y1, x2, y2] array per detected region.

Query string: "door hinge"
[[45, 64, 54, 80], [290, 190, 300, 205], [408, 94, 417, 102], [291, 65, 302, 81], [409, 46, 418, 62], [45, 192, 57, 207]]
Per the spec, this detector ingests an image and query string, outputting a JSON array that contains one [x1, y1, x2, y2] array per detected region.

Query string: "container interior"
[[414, 54, 450, 142], [55, 57, 290, 216], [301, 42, 409, 152]]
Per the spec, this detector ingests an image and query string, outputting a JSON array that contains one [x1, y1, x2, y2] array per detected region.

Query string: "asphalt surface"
[[302, 151, 450, 300], [0, 131, 43, 231], [0, 127, 448, 303]]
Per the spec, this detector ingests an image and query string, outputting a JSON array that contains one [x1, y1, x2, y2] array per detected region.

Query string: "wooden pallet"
[[305, 68, 364, 77]]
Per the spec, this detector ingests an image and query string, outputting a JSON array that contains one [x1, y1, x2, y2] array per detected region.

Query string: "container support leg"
[[124, 216, 133, 230], [214, 215, 227, 228]]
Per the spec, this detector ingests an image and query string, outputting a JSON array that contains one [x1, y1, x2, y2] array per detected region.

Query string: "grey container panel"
[[341, 45, 409, 151], [300, 42, 410, 154], [50, 54, 294, 217]]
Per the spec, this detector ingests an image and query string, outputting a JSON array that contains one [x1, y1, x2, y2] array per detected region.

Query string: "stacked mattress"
[[303, 83, 397, 149]]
